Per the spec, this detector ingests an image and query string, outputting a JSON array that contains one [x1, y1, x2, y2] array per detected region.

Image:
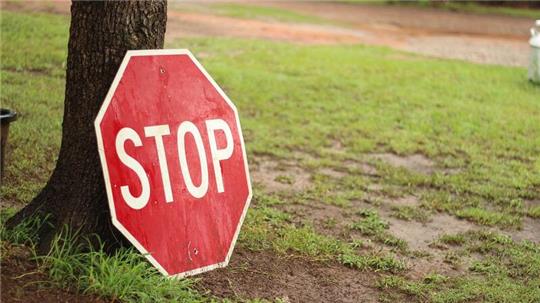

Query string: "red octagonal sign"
[[95, 50, 252, 278]]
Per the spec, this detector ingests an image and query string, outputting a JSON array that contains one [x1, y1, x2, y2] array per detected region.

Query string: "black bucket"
[[1, 108, 18, 183]]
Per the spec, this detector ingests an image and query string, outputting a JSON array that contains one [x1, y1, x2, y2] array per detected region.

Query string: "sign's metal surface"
[[95, 49, 252, 278]]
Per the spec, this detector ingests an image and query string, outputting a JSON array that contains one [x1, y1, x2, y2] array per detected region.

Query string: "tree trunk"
[[7, 0, 167, 254]]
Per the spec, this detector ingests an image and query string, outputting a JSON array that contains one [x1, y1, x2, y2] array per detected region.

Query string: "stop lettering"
[[116, 118, 234, 209]]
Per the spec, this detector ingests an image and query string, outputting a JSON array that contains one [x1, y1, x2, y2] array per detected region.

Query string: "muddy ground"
[[1, 244, 106, 303], [197, 247, 382, 303]]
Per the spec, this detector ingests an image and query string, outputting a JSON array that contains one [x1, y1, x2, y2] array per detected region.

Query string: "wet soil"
[[1, 244, 107, 303], [197, 247, 381, 303]]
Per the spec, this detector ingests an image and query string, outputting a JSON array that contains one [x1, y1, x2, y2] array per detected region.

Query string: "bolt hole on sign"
[[94, 49, 252, 278]]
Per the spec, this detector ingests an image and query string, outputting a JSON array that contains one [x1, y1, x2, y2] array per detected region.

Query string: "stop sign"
[[94, 49, 252, 278]]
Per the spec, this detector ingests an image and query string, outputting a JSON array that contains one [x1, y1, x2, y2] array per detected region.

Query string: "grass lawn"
[[1, 8, 540, 303]]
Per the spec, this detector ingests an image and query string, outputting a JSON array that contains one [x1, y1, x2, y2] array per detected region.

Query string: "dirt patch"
[[510, 217, 540, 243], [366, 183, 384, 192], [1, 244, 106, 303], [197, 248, 381, 303], [354, 195, 468, 252], [388, 195, 420, 207], [285, 201, 350, 222], [282, 201, 354, 238], [404, 255, 463, 279], [382, 211, 477, 278], [1, 197, 20, 211], [319, 167, 347, 179], [344, 160, 379, 176], [369, 153, 435, 174], [387, 213, 475, 252], [525, 199, 540, 208], [251, 157, 312, 193]]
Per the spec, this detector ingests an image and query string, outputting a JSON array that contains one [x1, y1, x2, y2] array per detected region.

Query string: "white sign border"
[[94, 49, 253, 278]]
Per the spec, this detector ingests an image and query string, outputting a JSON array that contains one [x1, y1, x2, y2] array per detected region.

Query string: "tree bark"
[[7, 0, 167, 254]]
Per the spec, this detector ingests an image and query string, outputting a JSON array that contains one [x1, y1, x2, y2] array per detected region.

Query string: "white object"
[[529, 20, 540, 83]]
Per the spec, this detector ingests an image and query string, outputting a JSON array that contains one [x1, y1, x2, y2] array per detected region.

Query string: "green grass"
[[2, 6, 540, 303], [438, 234, 466, 246], [391, 205, 430, 223], [378, 231, 540, 303], [528, 206, 540, 218], [0, 11, 68, 76], [241, 194, 406, 273], [1, 12, 67, 204], [191, 3, 332, 25], [297, 172, 366, 207], [0, 207, 47, 247], [0, 212, 205, 303], [41, 229, 205, 303], [455, 207, 521, 227], [349, 209, 407, 250], [276, 225, 406, 272]]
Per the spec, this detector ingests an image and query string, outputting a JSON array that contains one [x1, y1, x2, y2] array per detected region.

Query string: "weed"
[[528, 206, 540, 218], [39, 228, 205, 303], [0, 208, 48, 247], [438, 234, 466, 246], [349, 209, 407, 250], [350, 209, 388, 235], [274, 225, 344, 260], [239, 202, 406, 273], [204, 3, 332, 24], [380, 230, 540, 302], [391, 205, 430, 222], [274, 175, 294, 185], [455, 207, 521, 227]]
